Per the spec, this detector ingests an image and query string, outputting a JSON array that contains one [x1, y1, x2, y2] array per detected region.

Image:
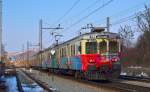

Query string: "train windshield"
[[109, 41, 118, 53], [86, 42, 97, 54], [99, 41, 107, 54]]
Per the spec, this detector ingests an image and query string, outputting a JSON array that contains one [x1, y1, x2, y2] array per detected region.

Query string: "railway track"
[[55, 74, 150, 92], [17, 69, 53, 92], [119, 75, 150, 83], [112, 80, 150, 92], [54, 74, 135, 92], [22, 68, 150, 92]]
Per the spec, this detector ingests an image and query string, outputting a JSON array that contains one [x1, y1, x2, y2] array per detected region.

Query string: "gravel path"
[[24, 69, 121, 92]]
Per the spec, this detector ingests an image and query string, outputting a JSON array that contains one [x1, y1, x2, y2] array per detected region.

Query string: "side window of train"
[[47, 53, 50, 60], [99, 40, 107, 54], [71, 44, 75, 56], [64, 47, 66, 57], [67, 45, 70, 56], [71, 45, 73, 56], [71, 45, 72, 56], [77, 42, 81, 54], [78, 45, 81, 53], [60, 48, 62, 57], [73, 45, 75, 55], [109, 41, 118, 53], [61, 48, 64, 57]]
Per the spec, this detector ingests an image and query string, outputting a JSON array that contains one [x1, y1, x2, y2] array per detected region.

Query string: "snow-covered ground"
[[121, 66, 150, 77]]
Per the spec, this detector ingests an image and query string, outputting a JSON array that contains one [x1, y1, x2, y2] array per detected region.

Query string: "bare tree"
[[136, 5, 150, 66], [118, 6, 150, 67], [118, 25, 134, 48], [137, 5, 150, 32]]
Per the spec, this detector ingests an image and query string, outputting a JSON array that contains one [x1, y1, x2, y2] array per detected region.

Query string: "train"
[[31, 27, 121, 80]]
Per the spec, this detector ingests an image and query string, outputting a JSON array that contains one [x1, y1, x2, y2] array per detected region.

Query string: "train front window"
[[86, 42, 97, 54], [99, 41, 107, 54], [109, 41, 118, 53]]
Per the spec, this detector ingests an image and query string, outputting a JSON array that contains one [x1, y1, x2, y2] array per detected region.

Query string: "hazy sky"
[[3, 0, 150, 52]]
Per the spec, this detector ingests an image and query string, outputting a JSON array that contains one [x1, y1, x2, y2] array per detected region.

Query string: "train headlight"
[[89, 59, 95, 63], [111, 57, 118, 62]]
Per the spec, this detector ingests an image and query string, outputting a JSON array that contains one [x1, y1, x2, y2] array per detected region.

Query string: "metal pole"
[[39, 19, 43, 67], [27, 41, 29, 68], [39, 19, 42, 51], [22, 44, 24, 62], [51, 54, 54, 81], [0, 0, 2, 62], [107, 17, 110, 32], [38, 19, 63, 68]]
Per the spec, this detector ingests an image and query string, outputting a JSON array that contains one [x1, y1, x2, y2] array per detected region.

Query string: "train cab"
[[80, 28, 121, 80]]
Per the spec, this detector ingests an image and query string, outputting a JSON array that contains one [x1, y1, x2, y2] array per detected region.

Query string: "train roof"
[[34, 28, 120, 55], [44, 32, 118, 51], [57, 31, 119, 46]]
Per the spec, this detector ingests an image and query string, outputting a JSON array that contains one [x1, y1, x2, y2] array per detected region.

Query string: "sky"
[[3, 0, 150, 52]]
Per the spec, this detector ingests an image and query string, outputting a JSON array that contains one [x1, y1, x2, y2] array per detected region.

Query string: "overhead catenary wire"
[[63, 0, 114, 32], [92, 0, 150, 25], [63, 7, 145, 39], [43, 36, 55, 48], [53, 0, 149, 44], [93, 13, 139, 28], [109, 7, 147, 26], [111, 14, 137, 26], [53, 0, 81, 25], [57, 0, 150, 46], [61, 0, 102, 24], [110, 0, 150, 18]]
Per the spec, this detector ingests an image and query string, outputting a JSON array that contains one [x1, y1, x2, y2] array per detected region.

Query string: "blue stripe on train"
[[70, 56, 82, 70], [42, 56, 82, 70], [60, 56, 82, 70]]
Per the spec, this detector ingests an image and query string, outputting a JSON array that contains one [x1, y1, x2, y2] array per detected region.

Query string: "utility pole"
[[39, 19, 42, 51], [0, 0, 2, 62], [27, 41, 29, 68], [39, 20, 63, 50], [39, 19, 42, 68], [22, 44, 24, 62], [38, 19, 63, 67], [107, 17, 110, 32]]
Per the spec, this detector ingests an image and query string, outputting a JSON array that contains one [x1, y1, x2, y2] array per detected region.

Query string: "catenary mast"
[[0, 0, 2, 62]]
